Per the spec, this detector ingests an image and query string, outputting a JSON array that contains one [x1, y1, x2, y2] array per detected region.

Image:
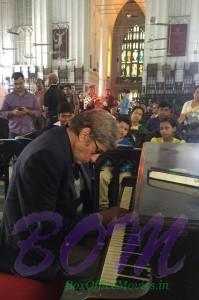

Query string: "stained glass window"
[[120, 25, 145, 82]]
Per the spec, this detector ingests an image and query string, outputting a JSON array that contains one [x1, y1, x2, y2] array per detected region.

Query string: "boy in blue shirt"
[[147, 100, 181, 138], [99, 115, 133, 209]]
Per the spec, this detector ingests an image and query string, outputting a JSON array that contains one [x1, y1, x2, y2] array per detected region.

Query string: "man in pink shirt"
[[0, 72, 40, 138]]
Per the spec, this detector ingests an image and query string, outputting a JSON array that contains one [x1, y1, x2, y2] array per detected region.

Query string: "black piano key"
[[119, 251, 140, 264], [118, 264, 151, 278], [123, 224, 140, 246]]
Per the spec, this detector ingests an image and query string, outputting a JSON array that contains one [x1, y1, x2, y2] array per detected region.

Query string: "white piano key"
[[100, 224, 126, 286]]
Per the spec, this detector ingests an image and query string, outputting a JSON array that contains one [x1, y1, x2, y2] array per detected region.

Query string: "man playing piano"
[[0, 109, 127, 286]]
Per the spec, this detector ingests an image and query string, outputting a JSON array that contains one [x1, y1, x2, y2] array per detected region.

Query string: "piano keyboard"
[[99, 182, 152, 294], [61, 180, 151, 299], [99, 223, 151, 288]]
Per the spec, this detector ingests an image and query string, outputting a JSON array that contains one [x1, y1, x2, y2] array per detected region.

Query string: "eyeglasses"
[[93, 138, 104, 155]]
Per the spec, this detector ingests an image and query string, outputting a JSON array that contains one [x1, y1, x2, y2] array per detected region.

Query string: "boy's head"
[[158, 101, 172, 119], [159, 118, 176, 140], [152, 102, 159, 115], [117, 115, 131, 140], [58, 102, 74, 126], [131, 106, 144, 124]]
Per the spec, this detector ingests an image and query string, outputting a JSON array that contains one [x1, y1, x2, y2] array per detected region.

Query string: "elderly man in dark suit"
[[44, 73, 65, 127], [0, 109, 126, 282]]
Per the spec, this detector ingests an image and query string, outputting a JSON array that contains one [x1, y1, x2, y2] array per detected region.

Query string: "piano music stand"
[[0, 139, 17, 197], [94, 147, 141, 210], [14, 137, 33, 157]]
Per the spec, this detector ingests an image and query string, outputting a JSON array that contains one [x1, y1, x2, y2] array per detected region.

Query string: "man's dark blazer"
[[44, 85, 65, 127], [0, 126, 94, 280]]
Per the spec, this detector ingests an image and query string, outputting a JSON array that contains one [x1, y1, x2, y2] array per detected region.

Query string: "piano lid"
[[134, 143, 199, 225]]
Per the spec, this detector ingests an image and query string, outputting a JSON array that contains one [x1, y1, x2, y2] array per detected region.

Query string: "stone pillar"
[[98, 0, 110, 96], [143, 0, 168, 84], [189, 0, 199, 62], [32, 0, 50, 68], [0, 0, 15, 67]]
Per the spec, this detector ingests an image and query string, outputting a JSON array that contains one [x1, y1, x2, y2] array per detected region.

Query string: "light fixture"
[[33, 43, 51, 46], [126, 13, 138, 18]]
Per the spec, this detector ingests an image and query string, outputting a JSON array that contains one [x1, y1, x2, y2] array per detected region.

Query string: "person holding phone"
[[0, 72, 41, 138]]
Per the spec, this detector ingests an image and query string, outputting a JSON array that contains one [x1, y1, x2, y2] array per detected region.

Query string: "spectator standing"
[[34, 79, 45, 108], [0, 84, 8, 108], [119, 89, 130, 115], [0, 72, 40, 138], [178, 85, 199, 134], [78, 91, 85, 112], [34, 79, 46, 130], [103, 89, 117, 112], [84, 85, 97, 110], [44, 73, 64, 128]]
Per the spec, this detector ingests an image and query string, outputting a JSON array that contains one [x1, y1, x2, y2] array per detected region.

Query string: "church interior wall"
[[143, 0, 199, 86], [1, 0, 199, 94]]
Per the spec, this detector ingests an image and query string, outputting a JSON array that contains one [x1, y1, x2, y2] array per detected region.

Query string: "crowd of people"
[[1, 72, 199, 142], [0, 71, 199, 289]]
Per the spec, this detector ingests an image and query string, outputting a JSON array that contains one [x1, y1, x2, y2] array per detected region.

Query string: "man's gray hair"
[[69, 109, 117, 150]]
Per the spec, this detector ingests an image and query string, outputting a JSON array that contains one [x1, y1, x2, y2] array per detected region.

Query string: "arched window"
[[120, 25, 145, 82]]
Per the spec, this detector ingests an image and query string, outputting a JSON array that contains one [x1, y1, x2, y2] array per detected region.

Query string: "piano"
[[61, 142, 199, 299], [98, 143, 199, 299], [133, 143, 199, 299], [61, 148, 152, 299]]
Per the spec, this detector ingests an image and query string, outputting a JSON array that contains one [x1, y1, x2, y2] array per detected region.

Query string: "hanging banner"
[[167, 24, 187, 56], [52, 28, 69, 59]]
